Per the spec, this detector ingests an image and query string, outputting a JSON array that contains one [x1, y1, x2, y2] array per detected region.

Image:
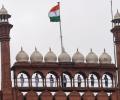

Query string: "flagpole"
[[58, 2, 65, 52], [110, 0, 117, 66], [111, 0, 113, 27]]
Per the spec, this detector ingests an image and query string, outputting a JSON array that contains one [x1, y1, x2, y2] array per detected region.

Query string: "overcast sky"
[[1, 0, 120, 64]]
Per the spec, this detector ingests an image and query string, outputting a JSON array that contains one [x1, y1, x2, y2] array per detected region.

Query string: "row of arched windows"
[[13, 72, 116, 88]]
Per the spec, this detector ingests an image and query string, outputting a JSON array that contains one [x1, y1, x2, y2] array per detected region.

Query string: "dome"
[[114, 10, 120, 20], [58, 50, 71, 62], [30, 47, 43, 63], [99, 49, 112, 64], [16, 47, 29, 62], [86, 49, 98, 63], [0, 5, 8, 15], [44, 48, 57, 62], [72, 49, 84, 63]]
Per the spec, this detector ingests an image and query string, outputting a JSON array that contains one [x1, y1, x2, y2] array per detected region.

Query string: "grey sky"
[[1, 0, 120, 64]]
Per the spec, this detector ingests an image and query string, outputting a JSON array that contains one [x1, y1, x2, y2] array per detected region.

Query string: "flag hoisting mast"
[[48, 2, 65, 52], [110, 0, 117, 66], [58, 2, 65, 52], [111, 0, 114, 27]]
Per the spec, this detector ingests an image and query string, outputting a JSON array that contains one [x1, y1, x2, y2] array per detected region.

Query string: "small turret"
[[112, 10, 120, 27], [0, 5, 11, 23]]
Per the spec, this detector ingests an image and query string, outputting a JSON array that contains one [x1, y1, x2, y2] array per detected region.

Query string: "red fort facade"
[[0, 5, 120, 100]]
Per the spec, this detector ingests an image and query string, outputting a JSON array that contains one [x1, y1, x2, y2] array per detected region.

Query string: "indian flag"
[[48, 3, 60, 22]]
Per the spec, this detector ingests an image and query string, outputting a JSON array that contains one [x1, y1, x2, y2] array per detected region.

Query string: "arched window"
[[61, 73, 72, 87], [74, 73, 85, 87], [46, 73, 57, 87], [102, 74, 112, 88], [17, 72, 29, 87], [32, 73, 43, 87], [88, 74, 99, 87]]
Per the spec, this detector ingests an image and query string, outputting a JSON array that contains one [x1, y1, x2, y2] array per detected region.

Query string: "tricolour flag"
[[48, 3, 60, 22]]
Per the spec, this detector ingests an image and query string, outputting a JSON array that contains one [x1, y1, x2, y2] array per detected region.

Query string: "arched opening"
[[68, 91, 81, 100], [96, 91, 109, 100], [32, 72, 43, 87], [110, 92, 118, 100], [82, 91, 95, 100], [102, 73, 113, 88], [74, 73, 85, 87], [46, 72, 58, 87], [13, 90, 24, 100], [40, 91, 53, 100], [25, 91, 38, 100], [88, 73, 99, 87], [54, 91, 67, 100], [61, 72, 72, 87], [17, 72, 29, 87]]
